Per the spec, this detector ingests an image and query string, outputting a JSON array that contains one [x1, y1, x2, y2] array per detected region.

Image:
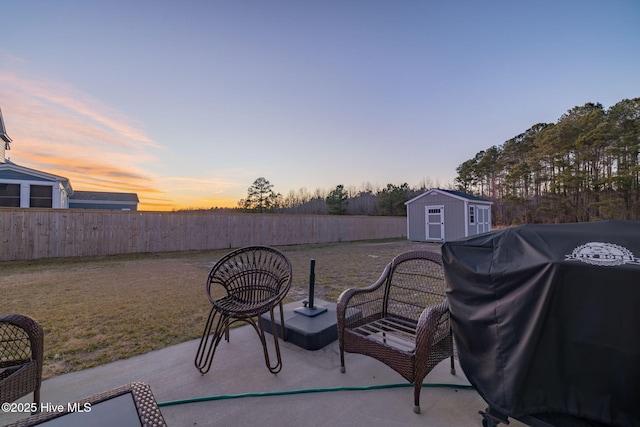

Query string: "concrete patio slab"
[[2, 325, 527, 427]]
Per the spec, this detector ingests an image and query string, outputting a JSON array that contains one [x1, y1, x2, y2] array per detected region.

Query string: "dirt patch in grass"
[[0, 239, 440, 379]]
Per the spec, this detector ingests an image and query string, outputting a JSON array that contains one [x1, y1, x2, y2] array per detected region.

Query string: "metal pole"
[[308, 259, 316, 309], [294, 258, 326, 317]]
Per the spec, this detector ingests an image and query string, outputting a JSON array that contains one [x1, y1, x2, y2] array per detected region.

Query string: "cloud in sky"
[[0, 66, 239, 210]]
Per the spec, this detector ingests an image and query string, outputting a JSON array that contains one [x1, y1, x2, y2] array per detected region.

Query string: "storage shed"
[[405, 188, 492, 242]]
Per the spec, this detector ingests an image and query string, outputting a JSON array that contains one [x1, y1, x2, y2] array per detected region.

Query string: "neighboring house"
[[405, 188, 492, 242], [0, 107, 139, 210], [0, 160, 73, 208], [69, 191, 139, 211]]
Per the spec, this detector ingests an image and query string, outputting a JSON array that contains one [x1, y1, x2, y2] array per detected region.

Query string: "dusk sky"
[[1, 1, 638, 211]]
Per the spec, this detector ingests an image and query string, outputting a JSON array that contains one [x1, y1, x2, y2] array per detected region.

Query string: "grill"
[[442, 221, 640, 427]]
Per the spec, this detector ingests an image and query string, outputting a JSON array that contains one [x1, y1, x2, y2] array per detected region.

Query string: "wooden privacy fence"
[[0, 209, 407, 261]]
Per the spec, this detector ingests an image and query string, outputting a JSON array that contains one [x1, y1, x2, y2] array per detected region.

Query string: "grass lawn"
[[0, 239, 438, 379]]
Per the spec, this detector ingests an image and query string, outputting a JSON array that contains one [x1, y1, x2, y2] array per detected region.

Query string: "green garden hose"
[[157, 382, 474, 407]]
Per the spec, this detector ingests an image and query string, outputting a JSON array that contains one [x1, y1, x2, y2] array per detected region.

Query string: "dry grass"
[[0, 239, 439, 379]]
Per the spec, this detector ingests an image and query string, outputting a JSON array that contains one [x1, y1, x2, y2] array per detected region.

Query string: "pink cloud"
[[0, 71, 170, 210], [0, 62, 242, 211]]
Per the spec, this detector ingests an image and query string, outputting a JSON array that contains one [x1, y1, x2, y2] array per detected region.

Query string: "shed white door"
[[477, 206, 491, 233], [425, 205, 445, 241]]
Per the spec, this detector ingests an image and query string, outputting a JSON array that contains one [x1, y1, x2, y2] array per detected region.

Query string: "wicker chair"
[[337, 251, 455, 414], [195, 246, 292, 375], [0, 314, 44, 408]]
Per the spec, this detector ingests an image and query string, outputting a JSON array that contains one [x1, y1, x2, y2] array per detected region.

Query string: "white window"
[[469, 206, 476, 225]]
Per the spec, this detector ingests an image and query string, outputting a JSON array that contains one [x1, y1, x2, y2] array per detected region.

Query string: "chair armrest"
[[415, 301, 451, 359], [0, 314, 44, 368]]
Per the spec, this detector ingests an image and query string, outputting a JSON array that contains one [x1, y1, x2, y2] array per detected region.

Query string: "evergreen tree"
[[378, 183, 410, 216], [326, 184, 348, 215], [238, 177, 280, 212]]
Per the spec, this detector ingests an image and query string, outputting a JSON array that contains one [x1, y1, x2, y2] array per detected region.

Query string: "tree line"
[[455, 98, 640, 225], [231, 177, 444, 216], [183, 97, 640, 223]]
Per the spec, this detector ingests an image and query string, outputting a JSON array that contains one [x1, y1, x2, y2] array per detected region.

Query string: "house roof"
[[69, 191, 139, 203], [0, 160, 72, 193], [405, 188, 492, 205], [0, 107, 11, 145], [0, 161, 138, 205]]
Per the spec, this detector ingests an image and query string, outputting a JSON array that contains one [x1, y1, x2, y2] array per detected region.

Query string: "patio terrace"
[[2, 324, 528, 427]]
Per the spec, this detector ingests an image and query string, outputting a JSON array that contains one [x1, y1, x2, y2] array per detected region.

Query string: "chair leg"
[[255, 308, 284, 374], [413, 382, 422, 414], [412, 353, 455, 413], [32, 388, 41, 414], [194, 307, 229, 374]]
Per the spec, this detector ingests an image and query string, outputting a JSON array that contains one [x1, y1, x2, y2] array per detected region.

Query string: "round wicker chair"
[[195, 246, 292, 375]]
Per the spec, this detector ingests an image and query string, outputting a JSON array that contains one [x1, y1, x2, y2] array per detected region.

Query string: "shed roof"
[[405, 188, 492, 205]]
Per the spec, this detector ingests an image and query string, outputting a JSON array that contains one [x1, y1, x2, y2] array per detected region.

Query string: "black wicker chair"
[[195, 246, 292, 375], [0, 314, 44, 408], [337, 251, 455, 414]]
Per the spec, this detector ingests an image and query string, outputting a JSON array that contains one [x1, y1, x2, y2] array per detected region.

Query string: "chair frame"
[[337, 250, 455, 413], [0, 314, 44, 409], [195, 246, 292, 375]]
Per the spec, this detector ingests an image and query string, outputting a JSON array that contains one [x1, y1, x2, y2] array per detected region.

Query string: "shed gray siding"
[[407, 192, 466, 241], [406, 201, 425, 241]]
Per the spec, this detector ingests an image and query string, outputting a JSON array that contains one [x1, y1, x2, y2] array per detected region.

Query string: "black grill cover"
[[442, 221, 640, 427]]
